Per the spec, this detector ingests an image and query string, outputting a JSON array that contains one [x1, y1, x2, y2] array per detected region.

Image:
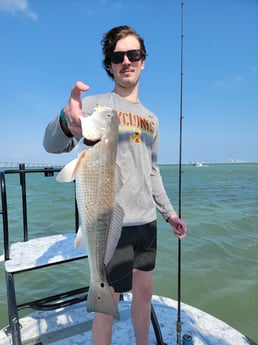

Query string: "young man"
[[43, 25, 187, 345]]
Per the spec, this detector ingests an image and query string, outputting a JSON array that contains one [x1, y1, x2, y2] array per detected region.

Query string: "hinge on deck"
[[3, 322, 22, 336], [23, 339, 43, 345]]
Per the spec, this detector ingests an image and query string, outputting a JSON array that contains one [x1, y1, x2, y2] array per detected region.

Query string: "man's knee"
[[132, 270, 153, 300]]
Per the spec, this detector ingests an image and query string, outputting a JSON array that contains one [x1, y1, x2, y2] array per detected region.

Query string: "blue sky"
[[0, 0, 257, 165]]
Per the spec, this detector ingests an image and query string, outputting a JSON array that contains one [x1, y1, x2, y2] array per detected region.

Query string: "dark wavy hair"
[[101, 25, 147, 79]]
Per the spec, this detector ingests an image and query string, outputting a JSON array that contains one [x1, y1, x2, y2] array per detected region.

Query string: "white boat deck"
[[0, 294, 255, 345]]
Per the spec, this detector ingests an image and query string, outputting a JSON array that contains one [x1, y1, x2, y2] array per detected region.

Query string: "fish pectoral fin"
[[56, 158, 78, 182], [74, 225, 88, 250], [104, 202, 124, 265], [56, 150, 87, 182]]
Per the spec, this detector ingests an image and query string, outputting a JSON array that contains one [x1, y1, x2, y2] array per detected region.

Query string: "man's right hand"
[[63, 81, 90, 137]]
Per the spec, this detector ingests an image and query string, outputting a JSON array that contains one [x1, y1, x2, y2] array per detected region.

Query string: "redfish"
[[57, 106, 123, 319]]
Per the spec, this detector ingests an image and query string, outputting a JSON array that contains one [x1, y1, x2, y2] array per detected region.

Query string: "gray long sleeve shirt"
[[43, 92, 176, 226]]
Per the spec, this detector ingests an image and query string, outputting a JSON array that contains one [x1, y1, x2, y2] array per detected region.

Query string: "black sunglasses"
[[110, 49, 143, 64]]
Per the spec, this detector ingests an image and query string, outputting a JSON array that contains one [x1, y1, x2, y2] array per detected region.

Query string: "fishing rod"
[[176, 1, 184, 345]]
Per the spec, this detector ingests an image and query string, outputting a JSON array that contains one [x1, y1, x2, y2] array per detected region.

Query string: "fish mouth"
[[83, 138, 101, 146]]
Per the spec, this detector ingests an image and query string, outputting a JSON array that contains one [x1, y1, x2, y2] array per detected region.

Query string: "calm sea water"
[[0, 163, 257, 343]]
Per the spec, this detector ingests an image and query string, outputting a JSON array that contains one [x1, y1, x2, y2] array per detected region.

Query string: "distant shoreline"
[[0, 162, 64, 168], [159, 161, 258, 166], [1, 161, 257, 169]]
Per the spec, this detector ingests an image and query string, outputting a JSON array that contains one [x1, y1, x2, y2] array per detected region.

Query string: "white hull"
[[0, 294, 255, 345]]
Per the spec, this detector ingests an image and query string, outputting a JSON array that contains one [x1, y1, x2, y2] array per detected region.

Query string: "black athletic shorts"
[[105, 220, 157, 293]]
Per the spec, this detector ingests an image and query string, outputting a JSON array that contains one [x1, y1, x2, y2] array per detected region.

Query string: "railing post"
[[0, 171, 10, 260], [19, 163, 28, 242]]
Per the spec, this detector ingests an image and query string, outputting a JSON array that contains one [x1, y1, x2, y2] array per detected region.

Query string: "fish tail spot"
[[97, 282, 105, 300]]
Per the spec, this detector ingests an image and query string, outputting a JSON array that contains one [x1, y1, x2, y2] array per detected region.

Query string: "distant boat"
[[193, 162, 209, 167]]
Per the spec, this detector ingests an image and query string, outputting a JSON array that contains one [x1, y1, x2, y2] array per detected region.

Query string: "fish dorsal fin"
[[114, 164, 123, 194], [56, 150, 87, 182], [104, 164, 124, 265], [104, 202, 124, 266]]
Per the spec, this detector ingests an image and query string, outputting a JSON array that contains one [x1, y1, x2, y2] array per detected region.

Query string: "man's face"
[[109, 35, 145, 89]]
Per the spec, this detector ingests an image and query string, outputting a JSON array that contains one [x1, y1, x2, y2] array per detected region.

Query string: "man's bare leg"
[[131, 269, 153, 345], [92, 289, 120, 345]]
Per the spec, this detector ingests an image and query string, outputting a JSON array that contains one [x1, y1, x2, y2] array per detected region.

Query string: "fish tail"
[[87, 281, 120, 320]]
